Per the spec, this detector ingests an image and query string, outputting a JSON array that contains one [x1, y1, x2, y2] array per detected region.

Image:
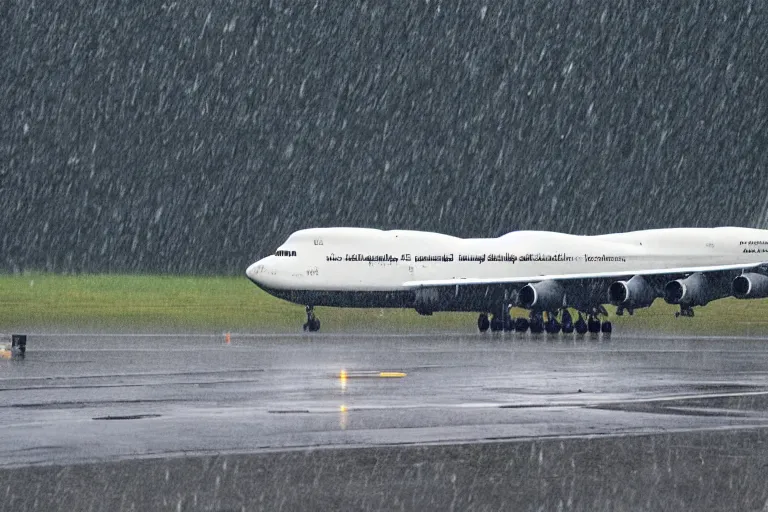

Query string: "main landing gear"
[[478, 313, 490, 332], [575, 309, 612, 334], [303, 306, 320, 332], [477, 308, 612, 335], [478, 306, 516, 332], [675, 305, 695, 318]]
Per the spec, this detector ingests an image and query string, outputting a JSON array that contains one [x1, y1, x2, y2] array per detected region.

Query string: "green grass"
[[1, 273, 768, 334], [0, 273, 473, 333]]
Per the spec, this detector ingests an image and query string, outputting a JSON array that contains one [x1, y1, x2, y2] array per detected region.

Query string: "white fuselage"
[[247, 227, 768, 295]]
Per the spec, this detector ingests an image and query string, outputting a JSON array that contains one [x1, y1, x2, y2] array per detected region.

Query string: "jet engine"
[[608, 275, 656, 309], [518, 280, 565, 311], [732, 273, 768, 299], [663, 272, 728, 306], [414, 287, 441, 315]]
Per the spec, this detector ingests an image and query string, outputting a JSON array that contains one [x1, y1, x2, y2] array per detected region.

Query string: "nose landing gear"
[[303, 306, 320, 332]]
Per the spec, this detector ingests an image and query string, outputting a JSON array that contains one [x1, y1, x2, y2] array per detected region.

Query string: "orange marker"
[[225, 332, 231, 344]]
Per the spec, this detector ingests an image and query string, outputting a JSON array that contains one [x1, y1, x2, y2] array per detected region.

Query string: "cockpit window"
[[275, 250, 297, 257]]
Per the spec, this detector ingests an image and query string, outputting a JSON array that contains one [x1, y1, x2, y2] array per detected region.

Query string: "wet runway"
[[3, 331, 768, 510]]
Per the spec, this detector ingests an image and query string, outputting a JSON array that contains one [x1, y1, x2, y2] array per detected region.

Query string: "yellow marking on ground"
[[337, 370, 406, 378]]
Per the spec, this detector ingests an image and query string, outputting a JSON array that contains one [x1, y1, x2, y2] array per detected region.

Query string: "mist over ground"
[[2, 2, 766, 274]]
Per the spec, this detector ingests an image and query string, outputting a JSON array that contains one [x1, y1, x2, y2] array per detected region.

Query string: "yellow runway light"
[[337, 370, 407, 379]]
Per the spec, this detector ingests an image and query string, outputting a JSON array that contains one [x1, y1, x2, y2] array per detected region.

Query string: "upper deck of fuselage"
[[278, 228, 612, 254], [593, 227, 767, 247], [284, 227, 589, 244], [284, 227, 463, 245], [277, 226, 768, 253]]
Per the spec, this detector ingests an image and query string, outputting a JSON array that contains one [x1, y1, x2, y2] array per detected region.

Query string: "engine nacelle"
[[733, 273, 768, 299], [518, 280, 565, 311], [414, 287, 440, 315], [608, 275, 656, 309], [664, 272, 727, 306]]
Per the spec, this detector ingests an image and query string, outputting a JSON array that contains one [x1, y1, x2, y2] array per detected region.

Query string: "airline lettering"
[[324, 252, 626, 263], [583, 254, 627, 262], [415, 254, 454, 262], [344, 254, 399, 263], [518, 253, 573, 262], [740, 240, 768, 253], [458, 254, 486, 263]]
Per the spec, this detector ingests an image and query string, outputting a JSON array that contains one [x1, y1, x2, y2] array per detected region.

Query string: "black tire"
[[601, 321, 612, 334], [561, 310, 574, 334], [529, 314, 544, 334], [490, 316, 504, 332], [575, 318, 588, 335], [478, 314, 490, 332], [545, 317, 561, 334], [514, 318, 530, 332], [588, 317, 601, 334]]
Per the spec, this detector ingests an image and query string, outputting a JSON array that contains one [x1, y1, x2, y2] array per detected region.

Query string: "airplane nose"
[[246, 258, 269, 284]]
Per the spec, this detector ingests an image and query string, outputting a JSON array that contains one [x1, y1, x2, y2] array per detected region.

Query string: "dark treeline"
[[2, 2, 766, 274]]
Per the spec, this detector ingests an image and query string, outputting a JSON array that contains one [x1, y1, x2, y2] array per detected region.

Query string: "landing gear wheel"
[[587, 316, 601, 334], [601, 321, 612, 334], [544, 312, 561, 334], [529, 312, 544, 334], [478, 314, 490, 332], [561, 310, 574, 334], [514, 317, 530, 332], [575, 314, 588, 335], [490, 315, 504, 332], [304, 306, 320, 332], [303, 318, 320, 332]]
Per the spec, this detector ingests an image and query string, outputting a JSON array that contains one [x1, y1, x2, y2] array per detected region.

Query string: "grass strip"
[[1, 273, 767, 335]]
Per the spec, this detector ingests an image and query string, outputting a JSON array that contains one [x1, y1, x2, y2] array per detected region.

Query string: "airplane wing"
[[403, 262, 764, 288]]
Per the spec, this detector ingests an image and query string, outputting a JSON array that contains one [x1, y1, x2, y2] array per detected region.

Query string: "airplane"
[[245, 227, 768, 333]]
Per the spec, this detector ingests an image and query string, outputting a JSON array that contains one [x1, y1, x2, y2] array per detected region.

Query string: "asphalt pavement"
[[2, 331, 768, 510]]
